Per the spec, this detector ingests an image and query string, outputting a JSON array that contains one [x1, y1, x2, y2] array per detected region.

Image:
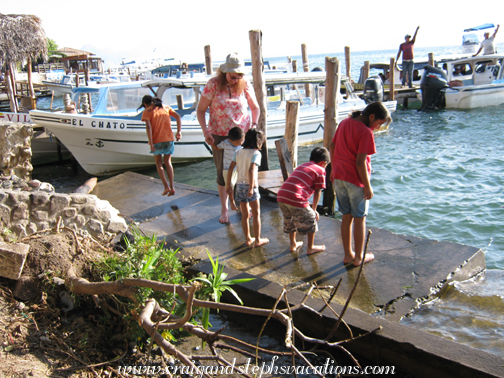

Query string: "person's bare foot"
[[307, 245, 325, 255], [253, 238, 269, 247], [230, 202, 238, 211], [162, 188, 170, 196], [343, 252, 356, 264], [290, 241, 304, 252], [219, 212, 229, 224], [245, 237, 254, 246], [167, 189, 175, 197], [353, 253, 375, 266]]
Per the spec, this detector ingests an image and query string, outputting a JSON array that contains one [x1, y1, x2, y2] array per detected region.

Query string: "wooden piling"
[[428, 52, 434, 67], [204, 45, 213, 76], [301, 44, 311, 97], [345, 46, 351, 82], [176, 94, 184, 110], [27, 57, 36, 110], [284, 101, 299, 169], [322, 57, 340, 214], [292, 60, 298, 73], [389, 58, 395, 101], [249, 29, 269, 170], [363, 61, 370, 82]]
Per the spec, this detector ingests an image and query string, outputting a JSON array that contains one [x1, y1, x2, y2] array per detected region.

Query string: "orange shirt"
[[142, 105, 175, 144]]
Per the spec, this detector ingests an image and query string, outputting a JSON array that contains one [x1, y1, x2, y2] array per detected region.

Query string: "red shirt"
[[331, 117, 376, 188], [277, 161, 326, 208], [400, 41, 415, 61]]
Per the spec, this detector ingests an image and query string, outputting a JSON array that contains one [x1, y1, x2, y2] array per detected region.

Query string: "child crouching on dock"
[[140, 96, 182, 196], [277, 147, 329, 255], [216, 127, 245, 211], [226, 128, 269, 247]]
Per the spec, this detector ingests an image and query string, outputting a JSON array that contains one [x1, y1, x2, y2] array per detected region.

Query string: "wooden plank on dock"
[[258, 169, 283, 195]]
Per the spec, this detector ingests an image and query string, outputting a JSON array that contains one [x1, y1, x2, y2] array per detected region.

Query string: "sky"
[[2, 1, 502, 68]]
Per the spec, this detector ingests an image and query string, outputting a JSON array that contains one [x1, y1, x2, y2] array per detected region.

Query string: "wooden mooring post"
[[389, 58, 395, 101], [322, 57, 340, 215], [249, 29, 269, 170], [204, 45, 212, 76], [284, 101, 299, 169], [301, 43, 311, 98], [345, 46, 351, 83]]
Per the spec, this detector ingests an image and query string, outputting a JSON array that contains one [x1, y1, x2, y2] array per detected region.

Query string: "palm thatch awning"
[[0, 13, 48, 64]]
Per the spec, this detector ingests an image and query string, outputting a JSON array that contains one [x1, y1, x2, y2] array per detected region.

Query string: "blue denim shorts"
[[151, 141, 174, 155], [235, 183, 260, 203], [333, 179, 369, 218]]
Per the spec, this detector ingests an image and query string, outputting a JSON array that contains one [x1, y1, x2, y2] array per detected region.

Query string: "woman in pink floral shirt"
[[197, 53, 260, 224]]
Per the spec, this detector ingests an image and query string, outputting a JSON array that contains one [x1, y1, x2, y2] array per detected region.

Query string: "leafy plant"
[[192, 250, 254, 345], [94, 227, 186, 341]]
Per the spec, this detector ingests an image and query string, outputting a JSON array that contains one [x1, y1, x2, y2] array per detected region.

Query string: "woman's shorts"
[[278, 202, 317, 235], [151, 141, 174, 155], [235, 183, 260, 203], [333, 179, 369, 218], [223, 169, 238, 188]]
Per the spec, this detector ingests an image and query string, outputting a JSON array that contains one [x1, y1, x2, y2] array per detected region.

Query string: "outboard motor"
[[363, 75, 384, 104], [419, 65, 449, 110]]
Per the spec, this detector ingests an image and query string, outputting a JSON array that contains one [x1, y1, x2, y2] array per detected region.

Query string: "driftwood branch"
[[64, 232, 378, 377]]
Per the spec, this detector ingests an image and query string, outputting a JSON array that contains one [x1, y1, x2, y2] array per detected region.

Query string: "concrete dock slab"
[[93, 172, 484, 321], [92, 172, 504, 377]]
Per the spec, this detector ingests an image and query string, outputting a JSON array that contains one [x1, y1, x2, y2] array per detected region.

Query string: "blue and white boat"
[[29, 73, 396, 175]]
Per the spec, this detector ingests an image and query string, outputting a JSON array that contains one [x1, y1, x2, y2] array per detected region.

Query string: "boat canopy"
[[463, 23, 495, 32]]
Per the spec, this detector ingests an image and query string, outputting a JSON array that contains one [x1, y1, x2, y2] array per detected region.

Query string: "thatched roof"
[[0, 13, 48, 63], [56, 47, 95, 58]]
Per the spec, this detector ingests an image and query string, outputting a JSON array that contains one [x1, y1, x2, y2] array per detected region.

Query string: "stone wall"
[[0, 122, 33, 180], [0, 189, 128, 242]]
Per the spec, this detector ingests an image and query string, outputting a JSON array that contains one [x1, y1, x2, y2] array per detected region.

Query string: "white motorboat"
[[29, 73, 396, 175], [443, 55, 504, 109]]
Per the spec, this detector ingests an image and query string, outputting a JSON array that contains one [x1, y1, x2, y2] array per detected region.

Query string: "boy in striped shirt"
[[277, 147, 329, 255]]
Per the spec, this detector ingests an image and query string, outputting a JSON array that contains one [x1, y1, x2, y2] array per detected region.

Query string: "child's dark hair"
[[350, 101, 392, 127], [152, 97, 163, 108], [137, 95, 153, 111], [310, 147, 330, 164], [228, 127, 244, 142], [242, 128, 265, 149]]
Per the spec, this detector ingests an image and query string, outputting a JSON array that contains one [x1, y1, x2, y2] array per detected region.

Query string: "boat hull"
[[30, 99, 396, 176], [444, 84, 504, 108]]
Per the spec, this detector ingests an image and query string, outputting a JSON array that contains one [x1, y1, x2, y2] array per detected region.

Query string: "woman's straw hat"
[[219, 53, 244, 73]]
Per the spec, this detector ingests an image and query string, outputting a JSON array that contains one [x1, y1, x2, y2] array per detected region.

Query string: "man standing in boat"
[[396, 26, 420, 88], [473, 24, 500, 56]]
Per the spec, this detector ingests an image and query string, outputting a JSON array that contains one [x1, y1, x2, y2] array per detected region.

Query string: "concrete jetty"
[[93, 172, 504, 377]]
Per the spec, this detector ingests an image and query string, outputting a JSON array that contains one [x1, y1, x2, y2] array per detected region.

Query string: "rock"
[[0, 242, 30, 280]]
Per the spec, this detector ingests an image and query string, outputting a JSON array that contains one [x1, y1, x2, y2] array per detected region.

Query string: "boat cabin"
[[445, 55, 504, 86]]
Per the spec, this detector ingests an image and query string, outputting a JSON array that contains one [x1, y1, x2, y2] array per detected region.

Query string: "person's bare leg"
[[164, 154, 175, 196], [306, 232, 325, 255], [229, 187, 238, 210], [341, 214, 355, 263], [155, 155, 170, 195], [250, 200, 268, 247], [240, 202, 253, 246], [218, 185, 229, 223], [353, 216, 374, 266], [289, 232, 303, 251]]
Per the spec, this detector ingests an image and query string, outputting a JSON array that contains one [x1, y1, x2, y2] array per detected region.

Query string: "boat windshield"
[[95, 85, 154, 115], [160, 87, 197, 110]]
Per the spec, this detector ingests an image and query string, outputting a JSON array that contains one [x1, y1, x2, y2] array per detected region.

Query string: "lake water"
[[33, 45, 504, 357]]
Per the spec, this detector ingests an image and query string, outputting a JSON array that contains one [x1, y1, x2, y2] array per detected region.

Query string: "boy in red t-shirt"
[[277, 147, 329, 255], [330, 102, 391, 266], [140, 96, 182, 196]]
